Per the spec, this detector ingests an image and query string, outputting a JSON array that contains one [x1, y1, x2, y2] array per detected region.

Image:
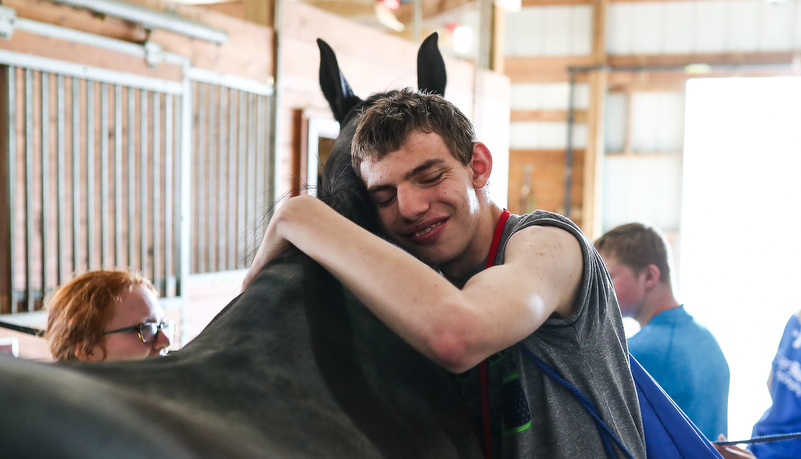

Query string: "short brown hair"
[[594, 223, 673, 285], [351, 88, 476, 176], [45, 270, 157, 361]]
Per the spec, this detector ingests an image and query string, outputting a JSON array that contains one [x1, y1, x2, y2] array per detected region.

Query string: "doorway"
[[681, 76, 801, 440]]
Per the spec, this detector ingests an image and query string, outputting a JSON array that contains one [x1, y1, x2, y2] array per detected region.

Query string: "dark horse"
[[0, 34, 482, 458]]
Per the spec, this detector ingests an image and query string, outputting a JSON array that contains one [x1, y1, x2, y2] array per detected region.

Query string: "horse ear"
[[417, 32, 447, 96], [318, 38, 363, 124]]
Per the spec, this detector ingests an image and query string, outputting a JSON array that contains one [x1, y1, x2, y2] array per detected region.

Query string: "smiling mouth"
[[413, 222, 442, 238]]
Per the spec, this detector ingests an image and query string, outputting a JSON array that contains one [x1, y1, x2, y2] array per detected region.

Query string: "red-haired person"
[[46, 270, 174, 361]]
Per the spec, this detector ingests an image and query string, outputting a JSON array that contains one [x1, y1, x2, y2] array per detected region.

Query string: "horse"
[[0, 34, 482, 459]]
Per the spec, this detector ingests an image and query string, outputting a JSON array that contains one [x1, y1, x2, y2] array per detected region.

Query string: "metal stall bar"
[[237, 90, 246, 268], [24, 69, 33, 312], [227, 88, 236, 270], [0, 66, 16, 314], [56, 75, 65, 285], [140, 90, 148, 278], [249, 94, 258, 265], [207, 84, 216, 272], [114, 85, 122, 267], [100, 82, 109, 268], [217, 87, 226, 271], [196, 82, 206, 274], [86, 80, 95, 271], [127, 88, 135, 268], [264, 94, 275, 223], [164, 94, 173, 296], [41, 72, 50, 301], [152, 93, 160, 294], [72, 77, 80, 275], [255, 94, 265, 245]]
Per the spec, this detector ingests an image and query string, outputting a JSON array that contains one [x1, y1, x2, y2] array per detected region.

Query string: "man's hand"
[[714, 435, 757, 459], [241, 196, 309, 291]]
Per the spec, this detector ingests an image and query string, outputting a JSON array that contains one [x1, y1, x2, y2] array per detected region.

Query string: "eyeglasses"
[[103, 320, 176, 344]]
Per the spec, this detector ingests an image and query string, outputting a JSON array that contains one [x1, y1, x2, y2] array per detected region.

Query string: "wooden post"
[[582, 0, 607, 240], [245, 0, 275, 27], [490, 4, 505, 74]]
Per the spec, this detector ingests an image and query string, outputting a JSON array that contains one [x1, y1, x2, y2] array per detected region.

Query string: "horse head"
[[315, 32, 446, 235]]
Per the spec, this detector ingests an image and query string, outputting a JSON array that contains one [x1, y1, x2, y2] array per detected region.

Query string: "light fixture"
[[453, 26, 472, 55]]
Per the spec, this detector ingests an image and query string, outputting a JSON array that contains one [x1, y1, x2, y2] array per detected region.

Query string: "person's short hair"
[[594, 223, 673, 285], [45, 270, 157, 361], [351, 88, 476, 176]]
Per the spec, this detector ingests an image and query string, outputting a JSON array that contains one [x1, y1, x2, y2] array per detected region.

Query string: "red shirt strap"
[[480, 209, 511, 459]]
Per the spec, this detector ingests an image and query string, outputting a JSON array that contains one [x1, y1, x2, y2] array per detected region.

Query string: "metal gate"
[[0, 49, 274, 320]]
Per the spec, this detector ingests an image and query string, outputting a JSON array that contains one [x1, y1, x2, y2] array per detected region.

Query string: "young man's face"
[[599, 253, 646, 317], [359, 131, 483, 271]]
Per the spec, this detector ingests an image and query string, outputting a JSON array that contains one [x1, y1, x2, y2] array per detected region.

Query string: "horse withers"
[[0, 34, 481, 459]]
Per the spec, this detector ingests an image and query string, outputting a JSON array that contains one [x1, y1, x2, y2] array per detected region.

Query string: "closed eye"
[[373, 193, 396, 208], [420, 172, 444, 185]]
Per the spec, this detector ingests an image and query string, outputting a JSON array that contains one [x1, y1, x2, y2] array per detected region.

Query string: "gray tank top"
[[452, 210, 646, 459]]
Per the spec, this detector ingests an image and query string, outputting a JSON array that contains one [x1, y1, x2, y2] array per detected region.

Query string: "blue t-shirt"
[[628, 305, 730, 440], [749, 315, 801, 459]]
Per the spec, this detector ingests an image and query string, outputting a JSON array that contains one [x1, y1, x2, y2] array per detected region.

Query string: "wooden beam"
[[609, 51, 799, 69], [608, 80, 687, 93], [244, 0, 275, 27], [511, 109, 587, 123], [581, 0, 607, 240], [394, 0, 475, 24], [490, 4, 505, 73], [524, 0, 733, 5], [606, 151, 683, 159], [522, 0, 590, 5], [504, 55, 595, 83], [198, 1, 247, 20], [301, 1, 376, 19]]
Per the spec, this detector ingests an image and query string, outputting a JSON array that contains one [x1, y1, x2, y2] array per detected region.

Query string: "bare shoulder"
[[504, 225, 583, 266], [501, 225, 583, 317]]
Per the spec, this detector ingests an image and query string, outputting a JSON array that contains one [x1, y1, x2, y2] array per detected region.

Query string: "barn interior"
[[0, 0, 800, 442]]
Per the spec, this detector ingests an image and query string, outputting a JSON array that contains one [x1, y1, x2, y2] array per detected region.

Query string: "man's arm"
[[244, 195, 583, 373]]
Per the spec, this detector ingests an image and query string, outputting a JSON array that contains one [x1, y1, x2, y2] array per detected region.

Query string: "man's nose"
[[396, 185, 429, 219]]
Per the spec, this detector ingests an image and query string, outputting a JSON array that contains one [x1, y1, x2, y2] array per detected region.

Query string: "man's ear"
[[642, 264, 661, 289], [469, 142, 493, 188], [75, 343, 104, 362]]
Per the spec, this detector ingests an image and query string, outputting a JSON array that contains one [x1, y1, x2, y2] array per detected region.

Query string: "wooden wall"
[[3, 0, 272, 80]]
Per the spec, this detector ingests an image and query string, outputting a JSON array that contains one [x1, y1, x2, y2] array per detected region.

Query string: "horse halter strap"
[[479, 209, 510, 459]]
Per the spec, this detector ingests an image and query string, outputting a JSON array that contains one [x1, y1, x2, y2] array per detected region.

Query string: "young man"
[[595, 223, 730, 441], [245, 89, 645, 458]]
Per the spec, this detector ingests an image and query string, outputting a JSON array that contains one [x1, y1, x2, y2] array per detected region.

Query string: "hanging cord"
[[0, 320, 45, 337], [714, 432, 801, 446]]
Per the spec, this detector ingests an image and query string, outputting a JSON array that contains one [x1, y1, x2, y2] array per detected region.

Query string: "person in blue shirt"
[[747, 310, 801, 459], [596, 222, 730, 440]]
